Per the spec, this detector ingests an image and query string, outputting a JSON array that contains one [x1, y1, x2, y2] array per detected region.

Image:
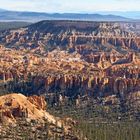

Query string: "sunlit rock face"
[[0, 94, 47, 123], [0, 45, 140, 99], [0, 21, 140, 54], [0, 21, 140, 100], [0, 93, 63, 127]]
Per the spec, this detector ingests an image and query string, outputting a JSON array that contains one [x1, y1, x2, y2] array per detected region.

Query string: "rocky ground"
[[0, 93, 78, 140], [0, 119, 78, 140]]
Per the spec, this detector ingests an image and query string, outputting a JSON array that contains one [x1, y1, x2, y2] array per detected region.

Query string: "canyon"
[[0, 44, 140, 101], [0, 21, 140, 101], [0, 20, 140, 139], [0, 21, 140, 54]]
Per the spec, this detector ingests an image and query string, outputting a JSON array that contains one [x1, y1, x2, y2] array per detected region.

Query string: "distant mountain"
[[0, 9, 131, 22], [0, 8, 6, 12], [98, 11, 140, 20]]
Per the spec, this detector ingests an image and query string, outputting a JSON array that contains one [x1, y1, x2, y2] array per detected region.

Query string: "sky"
[[0, 0, 140, 13]]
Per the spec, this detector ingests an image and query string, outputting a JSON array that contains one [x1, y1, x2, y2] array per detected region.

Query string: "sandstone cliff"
[[0, 21, 140, 54], [0, 46, 140, 99], [0, 93, 62, 127]]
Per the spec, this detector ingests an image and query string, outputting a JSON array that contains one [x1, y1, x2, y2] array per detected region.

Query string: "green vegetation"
[[48, 99, 140, 140], [75, 121, 140, 140], [0, 22, 30, 31]]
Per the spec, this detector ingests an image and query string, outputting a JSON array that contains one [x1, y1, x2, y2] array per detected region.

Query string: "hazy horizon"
[[0, 0, 140, 13], [0, 0, 140, 19]]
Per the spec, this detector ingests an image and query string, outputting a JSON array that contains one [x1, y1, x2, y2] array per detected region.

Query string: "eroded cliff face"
[[0, 46, 140, 100], [0, 93, 72, 129], [0, 21, 140, 101], [0, 93, 50, 124], [0, 93, 77, 139], [0, 21, 140, 54], [27, 95, 47, 110]]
